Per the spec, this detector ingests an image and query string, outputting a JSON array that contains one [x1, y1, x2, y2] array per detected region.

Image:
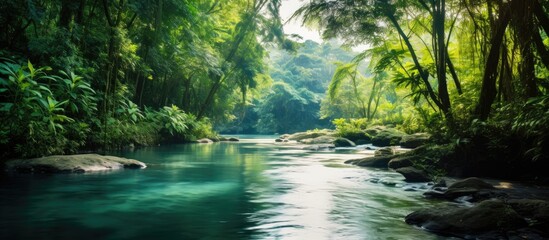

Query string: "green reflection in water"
[[0, 137, 452, 240]]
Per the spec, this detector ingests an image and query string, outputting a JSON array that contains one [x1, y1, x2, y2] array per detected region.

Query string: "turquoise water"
[[0, 136, 450, 239]]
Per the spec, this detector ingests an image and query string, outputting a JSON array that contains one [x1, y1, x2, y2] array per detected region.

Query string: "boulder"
[[395, 167, 431, 182], [339, 131, 371, 143], [371, 129, 406, 147], [424, 177, 498, 201], [406, 200, 527, 237], [448, 177, 494, 190], [388, 156, 415, 169], [345, 155, 394, 168], [302, 144, 335, 151], [5, 154, 146, 173], [333, 138, 356, 147], [279, 134, 291, 139], [374, 147, 395, 157], [399, 133, 431, 148], [275, 138, 283, 142], [355, 139, 371, 145], [287, 130, 333, 141], [228, 137, 239, 142], [300, 135, 337, 144], [364, 125, 387, 136], [508, 199, 549, 232], [197, 138, 214, 143]]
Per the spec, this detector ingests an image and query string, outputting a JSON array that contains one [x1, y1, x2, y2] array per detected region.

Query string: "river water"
[[0, 136, 452, 239]]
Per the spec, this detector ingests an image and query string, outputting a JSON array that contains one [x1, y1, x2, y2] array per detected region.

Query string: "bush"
[[332, 118, 371, 142]]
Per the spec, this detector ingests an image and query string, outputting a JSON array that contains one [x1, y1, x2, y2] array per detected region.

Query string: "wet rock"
[[287, 130, 334, 141], [395, 167, 431, 182], [448, 177, 495, 190], [399, 133, 431, 148], [406, 200, 527, 237], [374, 147, 395, 157], [345, 155, 394, 168], [275, 138, 284, 142], [508, 199, 549, 233], [388, 156, 414, 169], [300, 135, 337, 144], [355, 139, 371, 145], [197, 138, 214, 143], [5, 154, 147, 173], [333, 138, 356, 147], [279, 134, 290, 139], [228, 137, 239, 142], [424, 177, 500, 201], [364, 125, 387, 136], [301, 144, 335, 151], [371, 128, 406, 147]]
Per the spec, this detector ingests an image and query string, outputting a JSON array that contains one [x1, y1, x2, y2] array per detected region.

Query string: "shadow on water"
[[0, 136, 453, 239]]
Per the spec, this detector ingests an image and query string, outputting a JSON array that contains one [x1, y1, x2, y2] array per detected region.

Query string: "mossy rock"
[[287, 130, 334, 141], [405, 200, 527, 237], [300, 135, 337, 144], [400, 133, 431, 148], [345, 155, 395, 168], [333, 138, 356, 147], [5, 154, 146, 173], [371, 128, 407, 147], [364, 125, 387, 136]]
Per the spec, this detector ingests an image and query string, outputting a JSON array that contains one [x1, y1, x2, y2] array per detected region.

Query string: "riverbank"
[[280, 128, 549, 239]]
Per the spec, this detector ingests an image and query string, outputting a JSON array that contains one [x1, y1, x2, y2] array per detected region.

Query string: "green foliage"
[[332, 118, 370, 142], [0, 60, 84, 157], [255, 82, 325, 133]]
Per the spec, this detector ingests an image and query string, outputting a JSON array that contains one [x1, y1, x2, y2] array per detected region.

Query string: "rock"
[[405, 200, 528, 237], [424, 178, 499, 201], [364, 125, 387, 136], [345, 155, 394, 168], [508, 199, 549, 232], [395, 167, 431, 182], [279, 134, 290, 139], [388, 156, 415, 169], [355, 139, 370, 145], [448, 177, 494, 190], [399, 133, 431, 148], [300, 135, 337, 144], [196, 138, 214, 144], [333, 138, 356, 147], [371, 128, 406, 147], [374, 147, 395, 157], [275, 138, 284, 142], [228, 137, 239, 142], [5, 154, 146, 173], [339, 131, 371, 143], [287, 130, 334, 141], [302, 144, 335, 151], [208, 137, 220, 142]]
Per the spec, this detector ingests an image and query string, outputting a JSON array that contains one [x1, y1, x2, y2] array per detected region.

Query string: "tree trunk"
[[476, 5, 511, 120], [434, 0, 452, 118]]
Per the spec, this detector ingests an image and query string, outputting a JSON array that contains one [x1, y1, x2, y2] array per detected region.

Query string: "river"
[[0, 135, 453, 239]]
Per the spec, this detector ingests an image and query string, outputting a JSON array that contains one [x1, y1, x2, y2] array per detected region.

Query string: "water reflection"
[[0, 137, 450, 239]]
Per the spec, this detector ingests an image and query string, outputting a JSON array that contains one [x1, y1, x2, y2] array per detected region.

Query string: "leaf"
[[28, 60, 35, 76], [0, 103, 13, 111]]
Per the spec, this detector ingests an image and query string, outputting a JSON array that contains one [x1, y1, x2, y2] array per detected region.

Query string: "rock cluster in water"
[[406, 177, 549, 239], [278, 127, 430, 151], [5, 154, 146, 173]]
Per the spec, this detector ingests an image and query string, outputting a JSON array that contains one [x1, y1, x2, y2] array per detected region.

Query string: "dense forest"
[[1, 0, 549, 178]]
